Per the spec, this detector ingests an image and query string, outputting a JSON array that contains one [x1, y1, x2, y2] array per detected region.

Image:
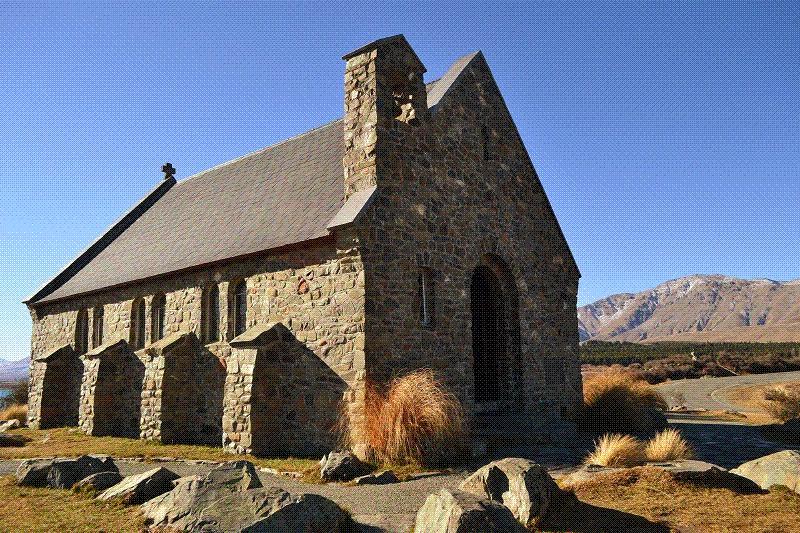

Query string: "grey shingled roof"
[[30, 53, 480, 305]]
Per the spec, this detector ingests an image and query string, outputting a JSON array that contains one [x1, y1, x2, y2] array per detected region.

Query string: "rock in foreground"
[[319, 450, 372, 482], [197, 487, 353, 532], [459, 458, 558, 524], [47, 455, 118, 489], [97, 466, 179, 504], [141, 460, 262, 528], [0, 419, 21, 432], [16, 458, 56, 487], [416, 489, 527, 532], [731, 450, 800, 493], [354, 470, 400, 485]]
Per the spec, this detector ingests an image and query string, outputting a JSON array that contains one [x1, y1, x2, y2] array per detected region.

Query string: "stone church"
[[25, 35, 582, 457]]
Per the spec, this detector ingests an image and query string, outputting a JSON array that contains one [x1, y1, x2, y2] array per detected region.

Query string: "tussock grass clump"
[[644, 428, 693, 462], [350, 369, 467, 467], [584, 433, 645, 467], [763, 386, 800, 422], [0, 404, 27, 424], [580, 369, 668, 435]]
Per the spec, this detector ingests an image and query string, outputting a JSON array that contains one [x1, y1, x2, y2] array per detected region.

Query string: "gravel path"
[[654, 370, 800, 413]]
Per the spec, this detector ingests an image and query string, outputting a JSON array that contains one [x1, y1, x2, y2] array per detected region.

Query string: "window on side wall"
[[75, 309, 89, 355], [130, 298, 146, 349], [92, 306, 104, 347], [418, 268, 435, 328], [203, 284, 220, 343], [151, 294, 166, 342], [232, 280, 247, 338]]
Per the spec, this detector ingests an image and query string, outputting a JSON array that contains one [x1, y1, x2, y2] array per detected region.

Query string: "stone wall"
[[29, 239, 366, 452], [343, 39, 583, 450]]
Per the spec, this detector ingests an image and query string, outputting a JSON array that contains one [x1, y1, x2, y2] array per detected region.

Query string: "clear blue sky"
[[1, 1, 798, 361]]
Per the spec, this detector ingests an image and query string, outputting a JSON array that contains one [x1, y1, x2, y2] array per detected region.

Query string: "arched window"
[[92, 306, 104, 347], [151, 294, 166, 342], [202, 284, 220, 343], [75, 309, 89, 355], [232, 280, 247, 338], [130, 298, 146, 349]]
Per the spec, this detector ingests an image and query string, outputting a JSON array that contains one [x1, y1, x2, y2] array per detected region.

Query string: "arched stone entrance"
[[470, 254, 522, 409]]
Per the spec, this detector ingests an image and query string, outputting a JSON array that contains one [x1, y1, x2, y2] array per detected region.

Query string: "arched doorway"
[[470, 255, 521, 407]]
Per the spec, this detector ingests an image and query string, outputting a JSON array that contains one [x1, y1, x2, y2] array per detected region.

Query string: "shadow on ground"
[[538, 492, 669, 532]]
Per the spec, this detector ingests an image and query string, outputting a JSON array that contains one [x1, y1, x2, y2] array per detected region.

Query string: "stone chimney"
[[342, 35, 428, 199]]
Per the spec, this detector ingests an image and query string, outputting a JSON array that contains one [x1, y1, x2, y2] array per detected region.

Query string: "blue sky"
[[1, 1, 798, 361]]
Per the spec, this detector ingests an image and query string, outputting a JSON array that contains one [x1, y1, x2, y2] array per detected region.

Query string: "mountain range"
[[578, 274, 800, 343], [0, 357, 29, 384]]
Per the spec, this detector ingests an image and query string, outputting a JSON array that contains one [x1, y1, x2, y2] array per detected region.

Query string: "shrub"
[[343, 369, 467, 467], [763, 386, 800, 422], [644, 428, 692, 461], [584, 433, 645, 467], [0, 403, 27, 424], [580, 369, 668, 435]]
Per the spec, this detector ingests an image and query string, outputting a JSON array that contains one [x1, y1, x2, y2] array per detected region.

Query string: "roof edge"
[[25, 176, 177, 305], [427, 50, 482, 111]]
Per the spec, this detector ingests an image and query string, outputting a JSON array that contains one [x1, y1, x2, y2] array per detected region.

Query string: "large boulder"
[[319, 450, 372, 482], [97, 466, 180, 504], [16, 458, 55, 487], [415, 489, 527, 533], [0, 433, 27, 447], [354, 470, 400, 485], [196, 487, 354, 532], [731, 450, 800, 493], [458, 458, 558, 525], [47, 455, 118, 489], [141, 460, 262, 528], [73, 471, 124, 493]]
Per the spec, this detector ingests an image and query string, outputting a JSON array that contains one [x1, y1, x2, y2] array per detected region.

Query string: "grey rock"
[[73, 471, 123, 492], [47, 455, 118, 489], [319, 450, 372, 482], [0, 419, 21, 431], [97, 466, 180, 504], [16, 458, 55, 487], [731, 450, 800, 493], [141, 460, 263, 528], [415, 489, 527, 533], [459, 458, 558, 524], [196, 487, 353, 532], [354, 470, 400, 485]]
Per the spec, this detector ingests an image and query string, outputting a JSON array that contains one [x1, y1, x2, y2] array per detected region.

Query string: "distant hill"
[[0, 357, 29, 384], [578, 275, 800, 343]]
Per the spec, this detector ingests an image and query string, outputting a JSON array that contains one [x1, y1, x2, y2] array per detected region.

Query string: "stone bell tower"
[[342, 35, 428, 200]]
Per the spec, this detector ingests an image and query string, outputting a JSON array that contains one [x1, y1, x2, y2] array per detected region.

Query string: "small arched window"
[[418, 267, 435, 328], [202, 284, 220, 343], [130, 298, 146, 349], [151, 294, 166, 342], [232, 280, 247, 338], [92, 306, 104, 347], [75, 309, 89, 355]]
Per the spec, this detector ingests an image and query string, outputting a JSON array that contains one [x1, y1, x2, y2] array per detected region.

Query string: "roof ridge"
[[179, 118, 343, 185]]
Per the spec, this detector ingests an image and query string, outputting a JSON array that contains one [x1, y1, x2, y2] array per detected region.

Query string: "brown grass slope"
[[579, 275, 800, 343]]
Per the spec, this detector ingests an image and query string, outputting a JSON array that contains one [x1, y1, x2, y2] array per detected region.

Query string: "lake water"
[[0, 389, 10, 399]]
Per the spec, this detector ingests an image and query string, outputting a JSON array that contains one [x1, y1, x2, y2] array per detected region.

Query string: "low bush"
[[763, 386, 800, 422], [0, 403, 27, 424], [580, 369, 668, 435], [644, 428, 692, 462], [343, 369, 467, 467], [584, 433, 645, 467]]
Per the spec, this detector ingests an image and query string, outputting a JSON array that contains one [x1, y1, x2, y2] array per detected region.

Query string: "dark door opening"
[[471, 265, 506, 404]]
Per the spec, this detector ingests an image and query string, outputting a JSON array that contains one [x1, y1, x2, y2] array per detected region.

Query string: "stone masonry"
[[26, 35, 581, 458]]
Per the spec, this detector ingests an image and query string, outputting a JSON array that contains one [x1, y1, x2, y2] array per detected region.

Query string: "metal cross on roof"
[[161, 162, 176, 180]]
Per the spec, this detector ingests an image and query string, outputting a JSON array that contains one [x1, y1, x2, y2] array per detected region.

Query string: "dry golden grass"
[[0, 475, 146, 532], [584, 433, 645, 467], [0, 403, 27, 424], [544, 467, 800, 532], [345, 369, 466, 467], [644, 429, 692, 462], [581, 369, 668, 434], [762, 384, 800, 423], [0, 427, 317, 472]]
